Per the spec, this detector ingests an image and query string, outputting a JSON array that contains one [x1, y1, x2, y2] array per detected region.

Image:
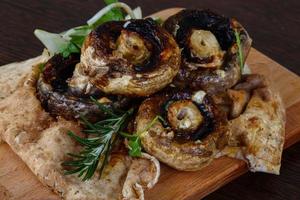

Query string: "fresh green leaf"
[[91, 0, 124, 28], [235, 29, 244, 71], [69, 35, 86, 47], [87, 2, 136, 26], [128, 136, 142, 157], [34, 29, 69, 55], [104, 0, 117, 4], [35, 2, 138, 55], [121, 115, 161, 157], [61, 42, 80, 58], [38, 63, 46, 72]]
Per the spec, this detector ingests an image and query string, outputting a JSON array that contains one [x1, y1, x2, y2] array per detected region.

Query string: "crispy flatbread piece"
[[218, 86, 285, 174], [0, 53, 50, 144], [0, 57, 160, 200]]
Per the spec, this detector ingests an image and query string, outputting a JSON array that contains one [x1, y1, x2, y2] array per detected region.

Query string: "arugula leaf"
[[91, 0, 124, 28], [61, 42, 81, 58], [120, 115, 162, 157], [128, 136, 142, 157], [38, 63, 46, 72], [34, 1, 139, 56], [104, 0, 117, 4], [34, 29, 69, 54]]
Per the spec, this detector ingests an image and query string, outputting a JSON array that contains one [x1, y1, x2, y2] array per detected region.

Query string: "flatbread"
[[0, 57, 160, 200], [0, 52, 50, 144], [0, 51, 50, 100], [217, 86, 285, 174]]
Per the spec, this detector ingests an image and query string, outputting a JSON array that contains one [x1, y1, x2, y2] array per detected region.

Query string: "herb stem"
[[235, 29, 244, 71]]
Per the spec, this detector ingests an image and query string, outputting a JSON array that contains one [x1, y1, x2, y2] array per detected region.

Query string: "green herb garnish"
[[38, 63, 46, 72], [62, 102, 134, 181], [153, 17, 163, 26], [235, 29, 244, 71], [34, 1, 140, 57], [120, 115, 163, 157]]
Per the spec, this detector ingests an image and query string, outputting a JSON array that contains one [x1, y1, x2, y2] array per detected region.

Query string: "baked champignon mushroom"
[[37, 54, 130, 121], [134, 90, 228, 171], [211, 74, 268, 119], [163, 9, 252, 94], [68, 18, 181, 97]]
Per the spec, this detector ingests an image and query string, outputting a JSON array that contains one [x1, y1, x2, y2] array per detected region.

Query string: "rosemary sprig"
[[235, 29, 244, 71], [62, 103, 134, 181]]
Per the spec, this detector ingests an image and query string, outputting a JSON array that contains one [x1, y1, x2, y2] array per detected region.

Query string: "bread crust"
[[0, 58, 160, 200], [218, 86, 285, 174]]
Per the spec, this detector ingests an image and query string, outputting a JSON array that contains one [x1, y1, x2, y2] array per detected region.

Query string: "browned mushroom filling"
[[211, 74, 268, 119], [164, 9, 234, 70], [36, 54, 130, 121], [69, 18, 180, 97], [163, 9, 252, 94], [159, 91, 224, 141], [113, 30, 152, 67], [82, 18, 164, 73]]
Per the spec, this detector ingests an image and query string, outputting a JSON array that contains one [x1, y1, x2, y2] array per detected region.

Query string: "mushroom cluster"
[[36, 9, 262, 171], [37, 18, 180, 121]]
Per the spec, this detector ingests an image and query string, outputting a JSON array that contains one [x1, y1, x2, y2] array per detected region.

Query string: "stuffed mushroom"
[[37, 54, 130, 121], [134, 90, 228, 171], [163, 9, 252, 94], [69, 18, 181, 97]]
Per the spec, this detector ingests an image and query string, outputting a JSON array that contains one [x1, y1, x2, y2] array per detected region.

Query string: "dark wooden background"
[[0, 0, 299, 199]]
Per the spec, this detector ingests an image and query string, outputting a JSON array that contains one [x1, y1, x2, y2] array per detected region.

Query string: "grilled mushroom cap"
[[69, 18, 181, 97], [37, 54, 130, 121], [135, 90, 228, 171], [163, 9, 252, 94]]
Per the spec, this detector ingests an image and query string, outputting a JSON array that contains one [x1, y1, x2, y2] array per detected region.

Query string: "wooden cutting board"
[[0, 8, 300, 200]]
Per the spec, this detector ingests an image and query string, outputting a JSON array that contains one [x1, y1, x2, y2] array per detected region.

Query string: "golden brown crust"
[[164, 9, 252, 94], [69, 19, 181, 97], [0, 60, 160, 200], [219, 85, 285, 174], [135, 92, 228, 171]]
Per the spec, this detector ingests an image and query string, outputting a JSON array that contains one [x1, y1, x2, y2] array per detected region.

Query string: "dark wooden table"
[[0, 0, 299, 199]]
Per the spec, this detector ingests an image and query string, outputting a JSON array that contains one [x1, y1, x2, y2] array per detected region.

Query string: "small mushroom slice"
[[122, 153, 160, 200], [220, 83, 285, 174], [234, 74, 268, 91], [69, 18, 181, 97], [227, 89, 250, 119], [135, 90, 228, 171], [164, 9, 252, 94]]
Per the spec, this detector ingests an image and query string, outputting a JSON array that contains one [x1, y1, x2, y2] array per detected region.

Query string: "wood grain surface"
[[0, 1, 299, 200]]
